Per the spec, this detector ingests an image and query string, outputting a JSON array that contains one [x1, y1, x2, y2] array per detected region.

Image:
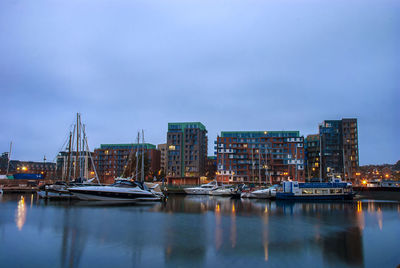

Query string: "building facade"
[[56, 151, 95, 181], [166, 122, 208, 177], [94, 143, 160, 184], [0, 153, 56, 179], [157, 143, 167, 174], [305, 134, 320, 179], [215, 131, 305, 184], [319, 118, 359, 180]]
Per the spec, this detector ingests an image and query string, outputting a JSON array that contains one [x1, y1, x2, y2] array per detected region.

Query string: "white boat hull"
[[241, 189, 276, 199], [184, 188, 212, 195], [71, 192, 161, 202], [210, 189, 232, 196]]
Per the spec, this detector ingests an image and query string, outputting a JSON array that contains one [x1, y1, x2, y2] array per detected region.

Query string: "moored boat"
[[184, 180, 219, 195], [68, 180, 163, 202], [210, 185, 233, 196], [276, 180, 354, 200], [241, 186, 277, 199]]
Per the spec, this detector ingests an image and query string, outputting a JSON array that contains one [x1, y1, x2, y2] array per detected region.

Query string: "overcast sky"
[[0, 0, 399, 165]]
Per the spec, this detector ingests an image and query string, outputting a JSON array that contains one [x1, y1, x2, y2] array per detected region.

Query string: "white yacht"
[[210, 185, 233, 196], [68, 180, 164, 202], [241, 187, 277, 199], [184, 180, 219, 195]]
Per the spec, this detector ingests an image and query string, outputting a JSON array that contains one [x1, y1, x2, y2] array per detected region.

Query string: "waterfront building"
[[56, 151, 95, 181], [94, 143, 160, 184], [305, 134, 320, 179], [215, 131, 305, 184], [319, 118, 359, 180], [0, 153, 56, 179], [166, 122, 208, 177], [157, 143, 167, 174]]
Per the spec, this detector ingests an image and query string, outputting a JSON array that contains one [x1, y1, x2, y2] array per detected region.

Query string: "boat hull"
[[276, 193, 355, 200], [183, 189, 211, 195], [69, 189, 162, 202], [37, 190, 75, 200]]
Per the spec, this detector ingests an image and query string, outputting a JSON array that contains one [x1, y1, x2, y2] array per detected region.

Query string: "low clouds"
[[0, 0, 399, 164]]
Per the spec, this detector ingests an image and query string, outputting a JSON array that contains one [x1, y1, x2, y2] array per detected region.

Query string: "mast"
[[75, 113, 80, 179], [319, 132, 322, 182], [66, 131, 72, 182], [264, 144, 268, 185], [141, 130, 145, 182], [135, 132, 140, 180], [258, 149, 261, 186], [295, 143, 298, 181], [6, 141, 12, 176], [83, 127, 101, 185], [251, 146, 254, 183]]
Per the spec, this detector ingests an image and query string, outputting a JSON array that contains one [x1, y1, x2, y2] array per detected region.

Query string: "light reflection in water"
[[215, 202, 222, 250], [262, 204, 269, 262], [230, 203, 236, 248], [356, 201, 365, 230], [377, 207, 383, 230], [15, 196, 26, 231]]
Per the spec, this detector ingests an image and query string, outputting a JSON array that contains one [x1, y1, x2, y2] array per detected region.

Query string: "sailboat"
[[37, 113, 100, 199], [68, 130, 164, 202]]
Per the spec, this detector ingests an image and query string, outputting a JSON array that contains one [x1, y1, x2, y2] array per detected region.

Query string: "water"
[[0, 194, 399, 268]]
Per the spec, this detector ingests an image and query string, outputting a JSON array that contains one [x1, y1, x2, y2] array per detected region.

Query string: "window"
[[302, 189, 313, 195]]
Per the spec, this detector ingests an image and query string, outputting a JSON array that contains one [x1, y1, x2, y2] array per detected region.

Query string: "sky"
[[0, 0, 399, 165]]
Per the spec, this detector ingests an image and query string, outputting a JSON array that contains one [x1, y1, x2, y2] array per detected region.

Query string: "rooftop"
[[168, 122, 206, 131], [220, 131, 300, 138]]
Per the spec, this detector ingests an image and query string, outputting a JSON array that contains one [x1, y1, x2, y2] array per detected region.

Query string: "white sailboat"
[[37, 113, 100, 199]]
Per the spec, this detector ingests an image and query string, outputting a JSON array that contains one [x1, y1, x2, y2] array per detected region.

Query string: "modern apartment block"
[[319, 118, 359, 180], [305, 134, 320, 179], [94, 143, 160, 183], [157, 143, 167, 174], [215, 131, 305, 184], [166, 122, 208, 177]]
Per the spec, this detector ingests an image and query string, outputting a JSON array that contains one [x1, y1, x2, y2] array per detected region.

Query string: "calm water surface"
[[0, 194, 399, 268]]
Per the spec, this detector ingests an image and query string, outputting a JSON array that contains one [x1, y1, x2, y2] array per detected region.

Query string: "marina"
[[0, 193, 399, 267]]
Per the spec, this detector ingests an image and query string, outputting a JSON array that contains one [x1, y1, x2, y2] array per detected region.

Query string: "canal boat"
[[68, 180, 164, 202], [184, 180, 219, 195], [275, 180, 354, 200]]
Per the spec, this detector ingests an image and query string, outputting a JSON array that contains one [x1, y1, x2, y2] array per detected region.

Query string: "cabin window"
[[302, 189, 313, 195], [330, 189, 342, 194], [315, 189, 328, 194]]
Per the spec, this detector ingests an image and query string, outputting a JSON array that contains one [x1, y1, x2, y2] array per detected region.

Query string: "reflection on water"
[[15, 196, 26, 231], [0, 194, 400, 268]]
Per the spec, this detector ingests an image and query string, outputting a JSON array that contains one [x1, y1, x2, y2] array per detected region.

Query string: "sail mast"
[[135, 132, 140, 180], [141, 130, 145, 183], [66, 131, 72, 182], [75, 113, 80, 179], [6, 141, 12, 177]]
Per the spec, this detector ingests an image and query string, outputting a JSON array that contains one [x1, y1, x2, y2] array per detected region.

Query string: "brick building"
[[166, 122, 208, 177], [0, 153, 56, 179], [319, 118, 359, 180], [305, 134, 320, 179], [157, 143, 167, 173], [94, 143, 160, 184], [215, 131, 305, 184]]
